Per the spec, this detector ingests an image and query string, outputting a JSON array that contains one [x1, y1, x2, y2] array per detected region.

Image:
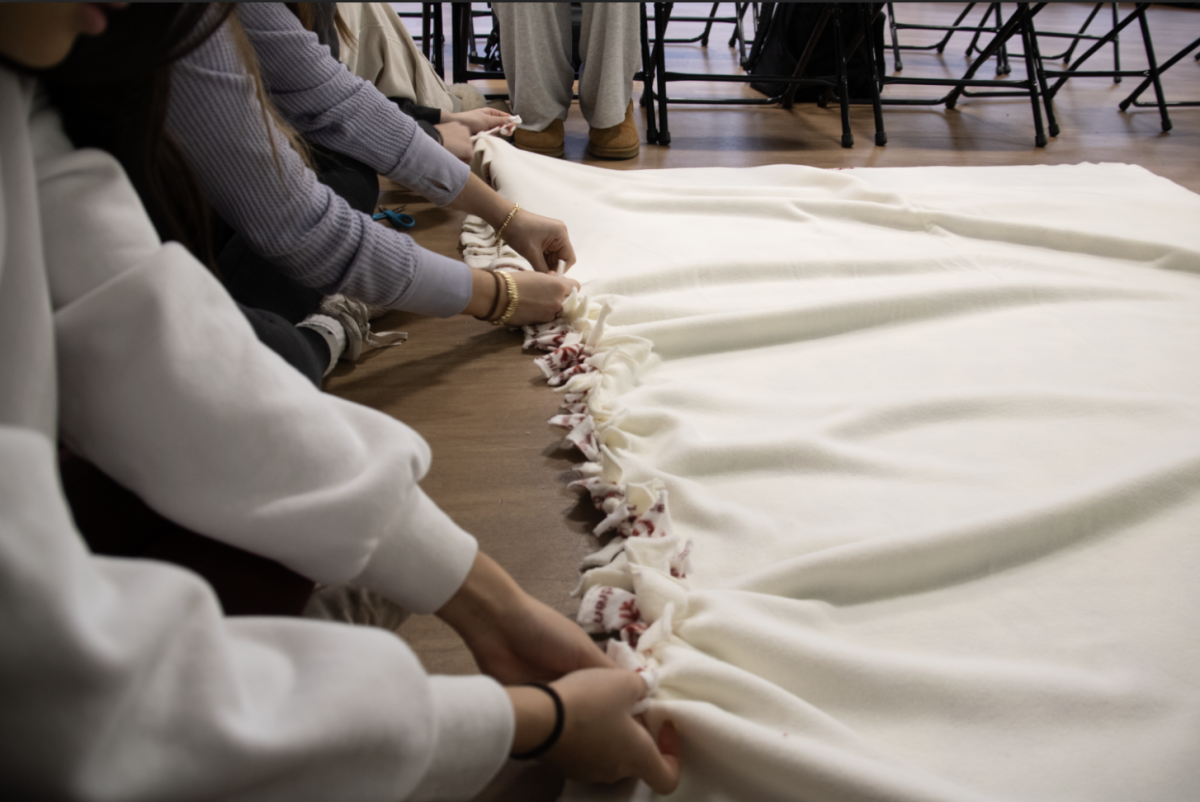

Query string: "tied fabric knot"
[[458, 202, 690, 717], [470, 114, 523, 142]]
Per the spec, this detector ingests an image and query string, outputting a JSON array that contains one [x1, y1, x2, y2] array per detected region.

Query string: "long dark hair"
[[41, 4, 233, 271]]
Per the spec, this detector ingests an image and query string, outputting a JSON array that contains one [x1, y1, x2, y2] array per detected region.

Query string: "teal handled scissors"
[[372, 207, 416, 229]]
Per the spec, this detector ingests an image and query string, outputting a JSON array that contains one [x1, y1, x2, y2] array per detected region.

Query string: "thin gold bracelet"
[[491, 271, 519, 326], [495, 203, 520, 243]]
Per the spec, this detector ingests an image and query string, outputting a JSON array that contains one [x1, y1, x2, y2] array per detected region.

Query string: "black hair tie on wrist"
[[511, 683, 565, 760]]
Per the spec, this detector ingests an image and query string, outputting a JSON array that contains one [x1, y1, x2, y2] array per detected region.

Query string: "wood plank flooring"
[[327, 4, 1199, 798]]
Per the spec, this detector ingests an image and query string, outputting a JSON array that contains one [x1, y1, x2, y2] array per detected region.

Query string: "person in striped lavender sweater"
[[166, 3, 581, 383]]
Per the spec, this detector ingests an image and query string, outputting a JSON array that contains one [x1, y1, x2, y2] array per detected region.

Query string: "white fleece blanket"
[[463, 138, 1200, 802]]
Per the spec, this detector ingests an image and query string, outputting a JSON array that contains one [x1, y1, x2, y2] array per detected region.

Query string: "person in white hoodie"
[[0, 4, 681, 799]]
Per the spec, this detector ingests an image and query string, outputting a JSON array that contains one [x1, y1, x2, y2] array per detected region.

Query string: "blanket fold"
[[463, 138, 1200, 802]]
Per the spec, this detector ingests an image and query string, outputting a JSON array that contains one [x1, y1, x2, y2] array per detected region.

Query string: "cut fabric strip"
[[460, 211, 693, 693]]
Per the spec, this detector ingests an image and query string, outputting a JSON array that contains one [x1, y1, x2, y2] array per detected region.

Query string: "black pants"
[[60, 451, 315, 617], [239, 304, 329, 387], [223, 145, 380, 382], [60, 154, 380, 616]]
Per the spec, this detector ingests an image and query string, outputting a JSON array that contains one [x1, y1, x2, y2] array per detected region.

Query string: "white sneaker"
[[318, 294, 408, 362], [295, 313, 347, 377], [303, 584, 411, 633]]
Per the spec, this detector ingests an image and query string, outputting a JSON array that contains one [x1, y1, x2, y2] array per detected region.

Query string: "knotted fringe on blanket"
[[460, 215, 693, 702]]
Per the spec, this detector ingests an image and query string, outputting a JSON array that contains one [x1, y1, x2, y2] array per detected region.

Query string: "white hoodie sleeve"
[[0, 73, 511, 801]]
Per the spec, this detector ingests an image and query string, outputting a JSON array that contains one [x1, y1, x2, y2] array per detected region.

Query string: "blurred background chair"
[[395, 2, 445, 78], [1036, 2, 1172, 135], [879, 2, 1051, 147], [643, 2, 886, 148], [1118, 33, 1200, 119]]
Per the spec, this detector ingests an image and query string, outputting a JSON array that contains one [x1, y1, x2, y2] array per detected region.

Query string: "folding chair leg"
[[1047, 3, 1146, 100], [1021, 5, 1058, 138], [946, 9, 1023, 109], [1017, 4, 1048, 147], [699, 1, 720, 46], [1058, 3, 1102, 64], [455, 4, 465, 85], [1119, 34, 1200, 111], [887, 2, 904, 72], [420, 5, 431, 60], [965, 4, 1009, 75], [728, 1, 746, 50], [993, 3, 1012, 76], [1136, 7, 1172, 132], [655, 2, 673, 146], [965, 3, 990, 59], [731, 1, 749, 64], [428, 3, 445, 79], [1112, 2, 1122, 83], [783, 5, 834, 109], [862, 4, 888, 145], [832, 5, 854, 148], [936, 3, 977, 55], [640, 2, 659, 144]]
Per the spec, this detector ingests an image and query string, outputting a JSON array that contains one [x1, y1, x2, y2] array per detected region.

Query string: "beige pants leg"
[[578, 2, 642, 129], [495, 2, 641, 131]]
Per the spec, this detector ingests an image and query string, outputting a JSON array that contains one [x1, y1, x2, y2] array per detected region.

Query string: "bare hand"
[[543, 669, 682, 795], [444, 107, 513, 134], [503, 209, 577, 273], [434, 120, 473, 162], [438, 553, 611, 684], [446, 175, 577, 271], [507, 271, 579, 327]]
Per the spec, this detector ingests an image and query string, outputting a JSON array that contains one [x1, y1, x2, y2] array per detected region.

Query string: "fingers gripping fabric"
[[460, 218, 691, 694]]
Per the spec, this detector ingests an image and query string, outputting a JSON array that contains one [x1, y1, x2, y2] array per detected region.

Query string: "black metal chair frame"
[[1119, 34, 1200, 114], [395, 3, 445, 79], [888, 3, 1124, 85], [1027, 2, 1121, 71], [886, 2, 1011, 75], [642, 2, 887, 149], [1035, 3, 1173, 135], [660, 1, 755, 68], [877, 2, 1051, 147], [450, 2, 508, 98], [873, 2, 1051, 145]]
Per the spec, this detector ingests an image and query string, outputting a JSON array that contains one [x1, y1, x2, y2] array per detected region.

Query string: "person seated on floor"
[[87, 2, 579, 386], [327, 2, 508, 156], [51, 1, 557, 388], [0, 3, 680, 799], [294, 2, 510, 164], [494, 3, 643, 160]]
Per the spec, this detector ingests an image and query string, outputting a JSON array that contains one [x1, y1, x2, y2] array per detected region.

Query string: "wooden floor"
[[329, 4, 1199, 799]]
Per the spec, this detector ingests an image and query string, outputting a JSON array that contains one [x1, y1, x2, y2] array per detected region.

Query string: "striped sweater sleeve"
[[236, 3, 470, 202], [166, 9, 472, 316]]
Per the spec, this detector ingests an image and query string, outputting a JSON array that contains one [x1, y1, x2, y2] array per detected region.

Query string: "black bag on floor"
[[746, 4, 883, 101]]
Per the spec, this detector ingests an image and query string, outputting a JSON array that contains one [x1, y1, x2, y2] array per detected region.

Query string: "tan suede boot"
[[513, 118, 565, 158], [587, 101, 640, 160]]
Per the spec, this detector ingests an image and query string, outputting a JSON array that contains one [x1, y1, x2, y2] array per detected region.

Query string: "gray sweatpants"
[[493, 3, 642, 132]]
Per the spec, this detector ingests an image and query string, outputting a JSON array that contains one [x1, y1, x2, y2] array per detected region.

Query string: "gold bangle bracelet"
[[491, 271, 519, 326], [495, 203, 520, 243]]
